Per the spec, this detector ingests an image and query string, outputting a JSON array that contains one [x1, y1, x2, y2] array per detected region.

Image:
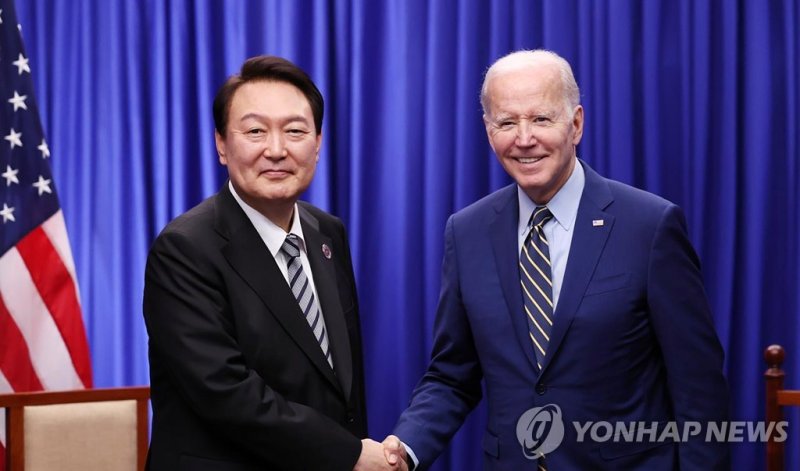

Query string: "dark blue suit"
[[394, 161, 729, 470]]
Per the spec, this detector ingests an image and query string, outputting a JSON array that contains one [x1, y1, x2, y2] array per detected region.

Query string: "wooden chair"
[[0, 386, 149, 471], [764, 345, 800, 471]]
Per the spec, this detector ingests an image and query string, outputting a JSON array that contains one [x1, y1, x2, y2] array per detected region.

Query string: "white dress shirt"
[[228, 182, 331, 355]]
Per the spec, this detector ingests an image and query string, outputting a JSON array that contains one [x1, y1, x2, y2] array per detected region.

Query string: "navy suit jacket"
[[394, 161, 729, 470], [143, 185, 367, 470]]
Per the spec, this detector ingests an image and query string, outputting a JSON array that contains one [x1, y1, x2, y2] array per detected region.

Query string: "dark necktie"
[[281, 234, 333, 368], [519, 206, 554, 371]]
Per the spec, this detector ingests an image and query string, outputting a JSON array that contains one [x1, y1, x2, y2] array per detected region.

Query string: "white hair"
[[480, 49, 580, 115]]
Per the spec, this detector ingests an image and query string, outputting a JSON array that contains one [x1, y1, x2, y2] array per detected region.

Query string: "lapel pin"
[[592, 219, 604, 227], [322, 244, 332, 259]]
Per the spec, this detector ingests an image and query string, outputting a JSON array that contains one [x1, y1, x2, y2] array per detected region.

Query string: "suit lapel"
[[299, 207, 353, 401], [489, 185, 541, 373], [215, 187, 342, 396], [540, 162, 615, 374]]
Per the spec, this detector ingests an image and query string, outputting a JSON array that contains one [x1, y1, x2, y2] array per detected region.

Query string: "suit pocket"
[[584, 273, 630, 296], [482, 430, 500, 458]]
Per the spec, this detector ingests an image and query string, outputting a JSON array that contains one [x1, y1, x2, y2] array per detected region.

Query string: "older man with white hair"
[[383, 50, 730, 470]]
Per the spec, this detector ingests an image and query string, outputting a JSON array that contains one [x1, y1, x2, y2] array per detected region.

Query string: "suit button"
[[536, 383, 547, 395], [347, 414, 355, 424]]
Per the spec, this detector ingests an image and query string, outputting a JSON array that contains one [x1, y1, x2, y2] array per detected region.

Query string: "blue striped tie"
[[281, 234, 333, 369], [519, 206, 554, 371]]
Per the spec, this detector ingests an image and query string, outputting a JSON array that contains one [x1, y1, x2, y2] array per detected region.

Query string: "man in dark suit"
[[385, 50, 730, 470], [143, 56, 394, 470]]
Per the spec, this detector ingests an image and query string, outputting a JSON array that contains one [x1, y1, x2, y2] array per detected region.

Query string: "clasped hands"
[[353, 435, 409, 471]]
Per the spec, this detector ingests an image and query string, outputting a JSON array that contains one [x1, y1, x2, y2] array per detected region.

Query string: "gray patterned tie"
[[281, 234, 333, 369]]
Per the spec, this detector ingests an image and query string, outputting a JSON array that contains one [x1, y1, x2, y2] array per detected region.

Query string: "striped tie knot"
[[281, 234, 301, 258], [529, 206, 553, 231]]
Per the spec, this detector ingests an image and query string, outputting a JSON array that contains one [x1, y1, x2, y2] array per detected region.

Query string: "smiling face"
[[483, 61, 583, 204], [215, 80, 321, 216]]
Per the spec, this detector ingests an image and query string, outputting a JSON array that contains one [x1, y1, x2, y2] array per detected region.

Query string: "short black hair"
[[213, 55, 324, 135]]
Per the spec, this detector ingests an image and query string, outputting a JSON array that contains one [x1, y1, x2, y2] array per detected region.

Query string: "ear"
[[571, 105, 584, 146], [483, 114, 498, 155], [315, 133, 323, 162], [215, 131, 227, 165]]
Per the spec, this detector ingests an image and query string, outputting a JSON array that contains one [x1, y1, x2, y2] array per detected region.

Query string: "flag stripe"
[[15, 227, 92, 388], [0, 295, 44, 392], [0, 302, 37, 466], [0, 247, 84, 390], [0, 370, 11, 392], [42, 211, 82, 304]]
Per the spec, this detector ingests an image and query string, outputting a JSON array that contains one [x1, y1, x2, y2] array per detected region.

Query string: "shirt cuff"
[[401, 441, 420, 470]]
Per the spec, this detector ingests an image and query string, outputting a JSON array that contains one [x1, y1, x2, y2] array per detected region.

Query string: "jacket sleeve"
[[647, 204, 731, 470]]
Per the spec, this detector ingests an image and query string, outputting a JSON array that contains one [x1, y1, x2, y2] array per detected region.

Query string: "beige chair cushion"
[[23, 399, 137, 471]]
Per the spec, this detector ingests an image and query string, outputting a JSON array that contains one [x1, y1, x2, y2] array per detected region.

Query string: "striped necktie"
[[519, 206, 555, 371], [281, 234, 333, 369]]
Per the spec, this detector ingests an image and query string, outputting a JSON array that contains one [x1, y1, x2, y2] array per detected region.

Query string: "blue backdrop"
[[14, 0, 800, 469]]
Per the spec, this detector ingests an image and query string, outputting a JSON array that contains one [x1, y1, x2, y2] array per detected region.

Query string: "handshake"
[[353, 435, 411, 471]]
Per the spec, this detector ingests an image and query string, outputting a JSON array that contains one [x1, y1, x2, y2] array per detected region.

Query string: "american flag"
[[0, 0, 93, 466]]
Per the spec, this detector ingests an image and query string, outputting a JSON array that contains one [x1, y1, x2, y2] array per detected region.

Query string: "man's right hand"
[[353, 438, 406, 471], [381, 435, 410, 470]]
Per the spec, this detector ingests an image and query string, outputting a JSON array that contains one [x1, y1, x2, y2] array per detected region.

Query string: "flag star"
[[0, 9, 3, 24], [0, 203, 15, 223], [38, 139, 50, 158], [2, 165, 19, 186], [33, 175, 53, 196], [12, 53, 31, 75], [4, 128, 22, 149], [8, 91, 28, 111]]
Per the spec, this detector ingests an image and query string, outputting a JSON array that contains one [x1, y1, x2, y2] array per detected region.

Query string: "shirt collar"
[[228, 181, 306, 257], [517, 158, 586, 236]]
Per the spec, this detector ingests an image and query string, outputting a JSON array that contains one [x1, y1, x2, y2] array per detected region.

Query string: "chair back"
[[0, 387, 149, 471]]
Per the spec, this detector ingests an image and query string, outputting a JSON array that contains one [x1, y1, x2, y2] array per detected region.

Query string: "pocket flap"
[[584, 273, 630, 296], [482, 430, 500, 458]]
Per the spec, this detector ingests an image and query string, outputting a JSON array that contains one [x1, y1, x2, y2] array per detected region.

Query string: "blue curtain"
[[15, 1, 800, 469]]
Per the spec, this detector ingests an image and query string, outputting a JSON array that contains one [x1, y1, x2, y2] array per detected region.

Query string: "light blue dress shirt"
[[517, 160, 585, 313]]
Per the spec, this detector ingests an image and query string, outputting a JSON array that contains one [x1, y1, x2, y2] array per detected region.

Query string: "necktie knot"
[[281, 234, 301, 259], [529, 206, 553, 230]]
